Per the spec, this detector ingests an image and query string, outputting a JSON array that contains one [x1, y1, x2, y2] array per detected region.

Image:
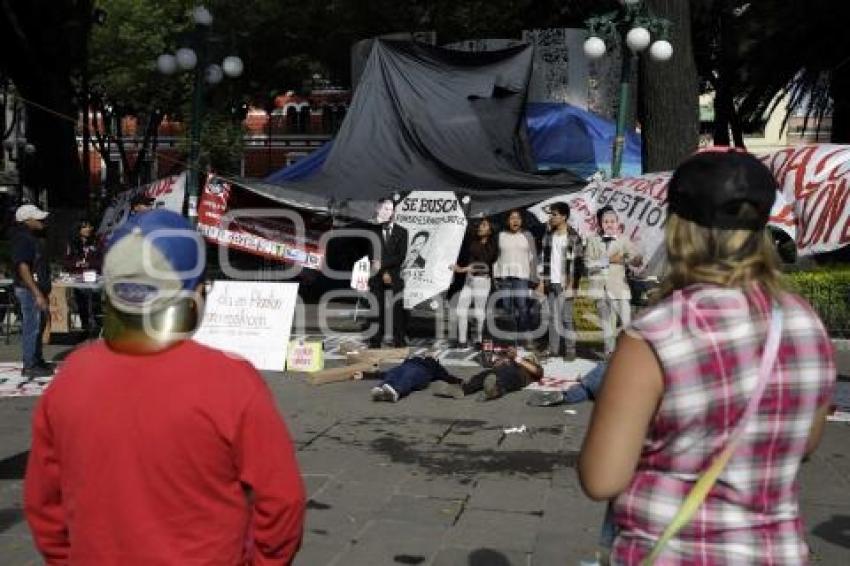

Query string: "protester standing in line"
[[25, 210, 306, 565], [11, 205, 53, 378], [493, 209, 537, 345], [64, 219, 102, 336], [452, 217, 498, 349], [536, 202, 582, 360], [369, 197, 408, 348], [579, 151, 835, 564], [584, 206, 641, 357]]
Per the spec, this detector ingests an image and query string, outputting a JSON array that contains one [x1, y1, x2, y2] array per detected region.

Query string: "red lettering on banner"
[[774, 146, 818, 200]]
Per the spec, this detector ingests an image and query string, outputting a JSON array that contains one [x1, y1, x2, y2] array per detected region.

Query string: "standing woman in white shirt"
[[494, 209, 537, 344]]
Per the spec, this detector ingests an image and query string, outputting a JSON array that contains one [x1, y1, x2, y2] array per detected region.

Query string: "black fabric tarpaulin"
[[239, 40, 586, 221]]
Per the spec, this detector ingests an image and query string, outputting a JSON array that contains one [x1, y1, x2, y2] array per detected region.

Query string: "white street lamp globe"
[[620, 0, 642, 5], [156, 53, 178, 75], [222, 56, 244, 78], [205, 63, 224, 85], [649, 40, 674, 61], [176, 47, 198, 70], [192, 5, 213, 26], [626, 26, 651, 52], [583, 36, 607, 59]]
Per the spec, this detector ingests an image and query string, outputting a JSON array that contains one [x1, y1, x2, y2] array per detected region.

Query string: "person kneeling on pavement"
[[433, 347, 543, 401], [370, 354, 459, 402]]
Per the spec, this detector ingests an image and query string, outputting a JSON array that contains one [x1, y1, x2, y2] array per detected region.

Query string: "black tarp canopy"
[[236, 40, 586, 221]]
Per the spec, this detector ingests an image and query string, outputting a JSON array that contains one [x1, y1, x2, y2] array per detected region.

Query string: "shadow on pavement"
[[0, 507, 25, 533], [469, 548, 512, 565], [812, 514, 850, 549], [0, 450, 29, 480]]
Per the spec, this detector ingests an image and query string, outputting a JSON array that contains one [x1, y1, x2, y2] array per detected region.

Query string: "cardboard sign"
[[193, 281, 299, 371], [286, 340, 324, 372], [48, 286, 69, 335], [394, 191, 467, 308]]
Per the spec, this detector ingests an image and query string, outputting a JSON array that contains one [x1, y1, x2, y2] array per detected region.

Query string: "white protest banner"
[[193, 281, 299, 371], [98, 172, 187, 237], [394, 191, 467, 309], [530, 172, 670, 274], [350, 255, 371, 292], [530, 155, 800, 274], [762, 144, 850, 255]]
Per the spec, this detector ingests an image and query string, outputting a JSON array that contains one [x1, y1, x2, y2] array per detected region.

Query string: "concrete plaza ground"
[[0, 335, 848, 565]]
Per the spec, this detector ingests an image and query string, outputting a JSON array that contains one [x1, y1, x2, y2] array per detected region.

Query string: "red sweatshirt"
[[24, 340, 305, 565]]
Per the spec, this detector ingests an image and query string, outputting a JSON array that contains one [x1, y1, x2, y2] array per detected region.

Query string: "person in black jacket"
[[368, 198, 408, 348]]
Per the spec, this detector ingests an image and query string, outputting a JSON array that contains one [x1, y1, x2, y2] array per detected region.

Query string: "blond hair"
[[655, 209, 785, 301]]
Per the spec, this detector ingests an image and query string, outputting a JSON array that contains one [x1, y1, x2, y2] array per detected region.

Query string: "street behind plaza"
[[0, 338, 848, 566]]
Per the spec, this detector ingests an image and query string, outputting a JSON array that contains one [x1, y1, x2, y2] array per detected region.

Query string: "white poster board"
[[193, 281, 299, 371], [350, 255, 371, 292], [394, 191, 467, 309]]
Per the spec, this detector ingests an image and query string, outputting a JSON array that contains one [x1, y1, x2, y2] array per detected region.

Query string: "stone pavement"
[[0, 339, 848, 565]]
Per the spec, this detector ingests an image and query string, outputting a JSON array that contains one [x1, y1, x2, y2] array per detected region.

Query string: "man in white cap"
[[11, 204, 52, 378], [24, 210, 305, 565]]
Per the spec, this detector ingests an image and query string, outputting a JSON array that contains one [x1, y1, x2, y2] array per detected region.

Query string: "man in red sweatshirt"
[[24, 210, 305, 565]]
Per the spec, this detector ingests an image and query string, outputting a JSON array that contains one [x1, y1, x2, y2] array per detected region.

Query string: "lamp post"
[[584, 0, 673, 178], [3, 138, 36, 205], [156, 5, 243, 223]]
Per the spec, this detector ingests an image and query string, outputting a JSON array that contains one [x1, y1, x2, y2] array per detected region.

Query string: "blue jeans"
[[503, 277, 531, 334], [581, 362, 607, 398], [15, 286, 46, 368], [381, 361, 433, 399]]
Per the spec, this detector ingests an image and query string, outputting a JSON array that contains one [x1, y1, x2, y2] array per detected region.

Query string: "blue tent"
[[525, 102, 642, 179], [264, 102, 642, 183]]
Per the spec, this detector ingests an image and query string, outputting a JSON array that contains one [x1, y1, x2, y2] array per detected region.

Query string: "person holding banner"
[[493, 209, 538, 345], [578, 151, 835, 564], [452, 218, 498, 349], [584, 206, 641, 358], [369, 198, 408, 348], [536, 202, 582, 361]]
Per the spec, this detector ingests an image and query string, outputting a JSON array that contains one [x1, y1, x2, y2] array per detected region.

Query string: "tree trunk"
[[638, 0, 700, 172], [830, 68, 850, 143]]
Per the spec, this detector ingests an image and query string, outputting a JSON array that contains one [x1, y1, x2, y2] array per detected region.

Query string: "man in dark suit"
[[368, 198, 408, 348]]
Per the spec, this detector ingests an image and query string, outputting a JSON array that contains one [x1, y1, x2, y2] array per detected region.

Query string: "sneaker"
[[432, 381, 465, 399], [21, 366, 54, 379], [35, 360, 57, 371], [482, 374, 502, 400], [381, 383, 399, 402], [526, 390, 566, 407], [370, 386, 389, 401]]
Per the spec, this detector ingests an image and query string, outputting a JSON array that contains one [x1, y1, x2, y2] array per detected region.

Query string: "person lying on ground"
[[433, 347, 543, 401], [526, 362, 607, 407], [369, 354, 459, 402]]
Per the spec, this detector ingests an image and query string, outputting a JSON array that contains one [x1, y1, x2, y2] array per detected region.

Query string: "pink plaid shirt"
[[613, 284, 835, 565]]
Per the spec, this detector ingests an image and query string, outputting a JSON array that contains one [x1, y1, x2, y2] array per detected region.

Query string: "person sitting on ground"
[[526, 362, 607, 407], [433, 347, 543, 401], [370, 354, 459, 402]]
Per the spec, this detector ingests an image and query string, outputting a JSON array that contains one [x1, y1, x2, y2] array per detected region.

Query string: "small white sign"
[[350, 255, 371, 292], [193, 281, 299, 371]]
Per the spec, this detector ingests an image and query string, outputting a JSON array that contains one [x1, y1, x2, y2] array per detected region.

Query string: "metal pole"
[[187, 33, 206, 224], [611, 49, 634, 179]]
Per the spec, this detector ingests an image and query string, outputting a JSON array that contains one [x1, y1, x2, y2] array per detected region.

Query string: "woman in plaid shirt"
[[579, 151, 835, 564]]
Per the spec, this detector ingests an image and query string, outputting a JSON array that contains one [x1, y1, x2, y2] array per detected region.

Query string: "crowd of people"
[[15, 150, 837, 564]]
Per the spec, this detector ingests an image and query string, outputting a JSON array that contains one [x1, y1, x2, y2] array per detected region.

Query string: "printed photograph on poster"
[[394, 191, 467, 309]]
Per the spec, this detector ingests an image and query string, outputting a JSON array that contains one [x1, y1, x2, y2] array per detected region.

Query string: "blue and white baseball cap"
[[103, 210, 205, 315]]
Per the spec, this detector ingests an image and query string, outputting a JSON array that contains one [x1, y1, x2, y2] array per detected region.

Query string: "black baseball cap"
[[667, 150, 777, 230]]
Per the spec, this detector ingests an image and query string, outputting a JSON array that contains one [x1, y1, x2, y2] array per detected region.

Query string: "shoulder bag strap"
[[643, 302, 784, 565]]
